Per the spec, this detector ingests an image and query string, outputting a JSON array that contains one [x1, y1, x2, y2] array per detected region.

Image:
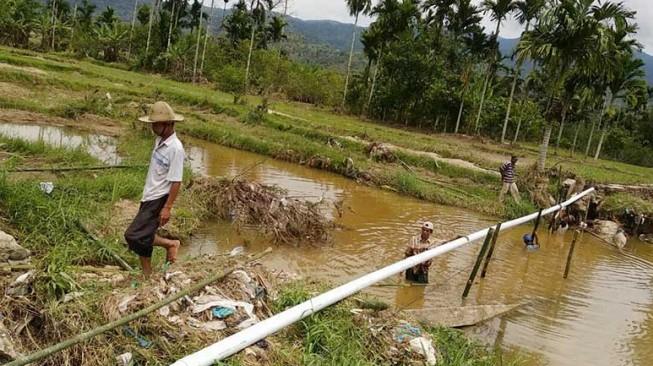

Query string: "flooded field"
[[2, 123, 653, 366]]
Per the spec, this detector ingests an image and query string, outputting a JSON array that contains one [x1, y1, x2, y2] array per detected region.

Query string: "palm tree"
[[342, 0, 372, 108], [95, 22, 129, 62], [192, 0, 206, 82], [473, 0, 515, 134], [594, 54, 647, 159], [199, 0, 216, 77], [244, 0, 274, 90], [517, 0, 626, 172], [500, 0, 545, 143]]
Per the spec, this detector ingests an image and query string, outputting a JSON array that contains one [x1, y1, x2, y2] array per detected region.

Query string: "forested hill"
[[57, 1, 652, 81]]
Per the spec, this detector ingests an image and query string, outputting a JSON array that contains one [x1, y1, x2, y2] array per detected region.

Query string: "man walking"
[[404, 222, 434, 284], [499, 155, 520, 203], [125, 101, 185, 278]]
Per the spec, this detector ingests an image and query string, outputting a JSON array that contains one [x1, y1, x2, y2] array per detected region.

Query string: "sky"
[[273, 0, 653, 54]]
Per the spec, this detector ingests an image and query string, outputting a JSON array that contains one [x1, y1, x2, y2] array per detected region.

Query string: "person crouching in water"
[[125, 101, 185, 278], [405, 222, 434, 284]]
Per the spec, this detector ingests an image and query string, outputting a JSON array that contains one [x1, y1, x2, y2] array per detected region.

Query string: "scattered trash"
[[6, 271, 34, 297], [0, 320, 21, 360], [409, 337, 437, 365], [118, 295, 138, 313], [62, 291, 85, 303], [192, 295, 258, 329], [115, 352, 133, 366], [393, 322, 421, 342], [0, 231, 30, 262], [212, 307, 235, 319], [122, 327, 152, 348], [229, 246, 245, 257], [188, 318, 227, 332], [39, 182, 54, 195], [255, 339, 270, 350]]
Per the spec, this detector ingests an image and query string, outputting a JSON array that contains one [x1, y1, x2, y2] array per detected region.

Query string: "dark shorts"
[[405, 268, 429, 284], [124, 195, 168, 258]]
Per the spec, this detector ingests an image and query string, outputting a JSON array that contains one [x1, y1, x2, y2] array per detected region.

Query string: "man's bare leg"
[[140, 256, 153, 278], [153, 235, 181, 263]]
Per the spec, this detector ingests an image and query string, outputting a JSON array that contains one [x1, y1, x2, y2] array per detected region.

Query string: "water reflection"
[[0, 123, 121, 164], [186, 137, 653, 366]]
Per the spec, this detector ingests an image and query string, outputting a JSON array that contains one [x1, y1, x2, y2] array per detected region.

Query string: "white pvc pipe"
[[172, 188, 595, 366]]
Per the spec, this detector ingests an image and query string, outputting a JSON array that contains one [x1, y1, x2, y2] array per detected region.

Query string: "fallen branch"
[[76, 221, 134, 272], [7, 165, 146, 173], [4, 247, 272, 366]]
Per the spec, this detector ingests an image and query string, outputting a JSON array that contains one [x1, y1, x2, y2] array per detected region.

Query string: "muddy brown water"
[[2, 124, 653, 366]]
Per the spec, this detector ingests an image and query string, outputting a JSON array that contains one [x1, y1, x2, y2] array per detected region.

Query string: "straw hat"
[[422, 222, 434, 232], [138, 101, 184, 123]]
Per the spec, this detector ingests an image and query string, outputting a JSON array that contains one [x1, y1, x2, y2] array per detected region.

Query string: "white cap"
[[422, 222, 434, 231]]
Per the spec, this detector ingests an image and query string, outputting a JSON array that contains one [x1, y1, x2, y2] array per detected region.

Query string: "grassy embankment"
[[0, 137, 516, 365], [5, 46, 652, 220]]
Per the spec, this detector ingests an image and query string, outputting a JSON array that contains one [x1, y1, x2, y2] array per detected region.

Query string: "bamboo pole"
[[7, 165, 146, 173], [462, 228, 495, 298], [76, 221, 134, 272], [5, 248, 272, 366], [563, 230, 580, 279], [480, 223, 502, 278]]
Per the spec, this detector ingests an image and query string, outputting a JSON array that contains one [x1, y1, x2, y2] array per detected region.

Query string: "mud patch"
[[0, 109, 122, 137]]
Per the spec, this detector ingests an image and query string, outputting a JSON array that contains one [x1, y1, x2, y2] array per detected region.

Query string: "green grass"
[[1, 45, 651, 219], [602, 193, 653, 216]]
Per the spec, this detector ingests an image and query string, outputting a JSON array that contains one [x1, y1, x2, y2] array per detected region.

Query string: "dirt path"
[[0, 109, 123, 137]]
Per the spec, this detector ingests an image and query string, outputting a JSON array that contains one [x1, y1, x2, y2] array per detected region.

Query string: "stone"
[[0, 231, 30, 262]]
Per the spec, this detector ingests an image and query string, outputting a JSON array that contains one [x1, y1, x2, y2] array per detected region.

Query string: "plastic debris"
[[118, 295, 138, 313], [39, 182, 54, 195], [393, 322, 421, 342], [6, 271, 35, 297], [122, 327, 152, 348], [212, 307, 235, 319], [62, 291, 85, 303], [229, 246, 245, 257], [115, 352, 133, 366], [409, 337, 437, 365], [188, 318, 227, 332], [192, 295, 258, 329]]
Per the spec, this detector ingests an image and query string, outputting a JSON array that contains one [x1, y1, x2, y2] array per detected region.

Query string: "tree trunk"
[[555, 106, 567, 153], [570, 123, 580, 157], [538, 123, 554, 173], [501, 22, 529, 144], [342, 14, 359, 108], [166, 0, 176, 52], [474, 20, 501, 135], [244, 24, 256, 92], [51, 0, 57, 50], [512, 116, 523, 144], [585, 98, 607, 156], [145, 0, 156, 58], [593, 128, 607, 160], [192, 0, 205, 83], [127, 0, 139, 59], [366, 48, 382, 115], [200, 0, 216, 77], [69, 3, 78, 51], [474, 71, 491, 134], [455, 88, 465, 134]]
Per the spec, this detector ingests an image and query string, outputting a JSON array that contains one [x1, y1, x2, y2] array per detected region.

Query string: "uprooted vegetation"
[[187, 177, 335, 244]]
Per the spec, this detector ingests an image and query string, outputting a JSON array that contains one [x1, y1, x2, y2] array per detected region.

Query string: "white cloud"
[[278, 0, 653, 53]]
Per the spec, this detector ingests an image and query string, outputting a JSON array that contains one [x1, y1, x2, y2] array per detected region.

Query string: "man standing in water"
[[404, 222, 434, 284], [499, 155, 520, 203], [125, 101, 185, 278]]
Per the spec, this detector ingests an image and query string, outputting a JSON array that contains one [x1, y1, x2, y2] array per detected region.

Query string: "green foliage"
[[602, 193, 653, 216]]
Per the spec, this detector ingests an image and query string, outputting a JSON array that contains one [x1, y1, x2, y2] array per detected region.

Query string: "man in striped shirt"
[[499, 155, 520, 203]]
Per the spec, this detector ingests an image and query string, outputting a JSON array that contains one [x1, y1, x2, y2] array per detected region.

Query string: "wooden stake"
[[4, 248, 272, 366], [481, 223, 502, 278], [563, 230, 580, 279], [462, 228, 495, 299], [532, 209, 543, 238]]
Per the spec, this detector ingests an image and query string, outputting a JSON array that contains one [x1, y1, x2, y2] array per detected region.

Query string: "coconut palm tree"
[[473, 0, 515, 134], [500, 0, 545, 143], [244, 0, 274, 90], [517, 0, 627, 172], [342, 0, 372, 108]]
